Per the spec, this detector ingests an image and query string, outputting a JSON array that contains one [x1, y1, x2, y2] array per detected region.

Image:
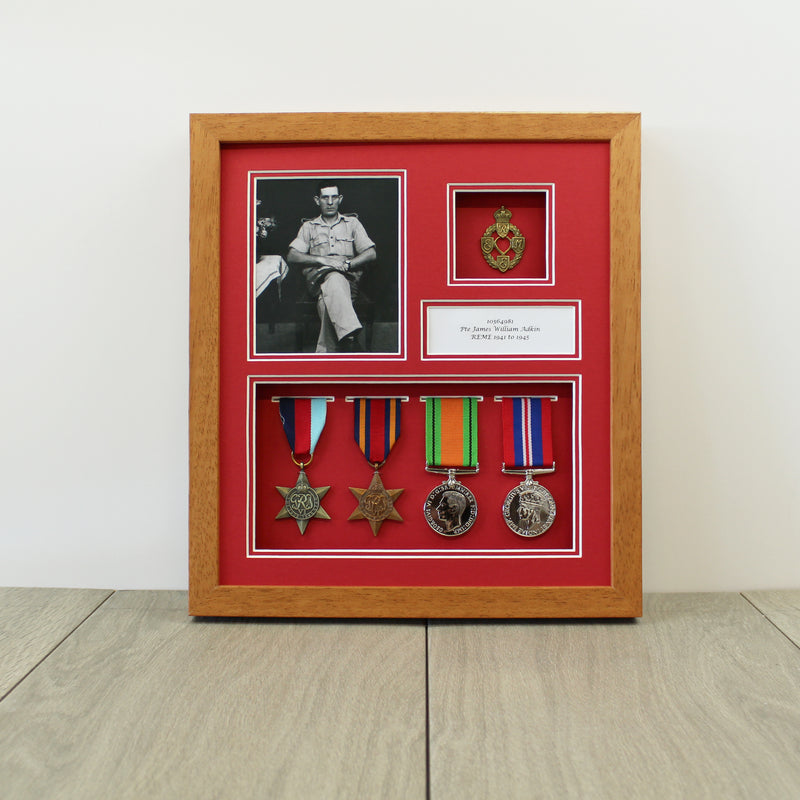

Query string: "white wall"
[[2, 0, 798, 592]]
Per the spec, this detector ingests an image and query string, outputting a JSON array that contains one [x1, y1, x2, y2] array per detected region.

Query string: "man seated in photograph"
[[287, 182, 377, 353]]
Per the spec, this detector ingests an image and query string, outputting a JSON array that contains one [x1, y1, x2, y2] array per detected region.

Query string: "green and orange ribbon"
[[425, 397, 478, 469]]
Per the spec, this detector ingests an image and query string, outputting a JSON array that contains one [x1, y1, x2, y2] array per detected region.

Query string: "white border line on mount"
[[246, 169, 408, 363], [420, 299, 582, 362], [447, 182, 556, 288], [246, 375, 582, 560]]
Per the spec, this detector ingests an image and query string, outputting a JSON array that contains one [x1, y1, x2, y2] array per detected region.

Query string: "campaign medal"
[[480, 206, 526, 273], [275, 397, 331, 534], [423, 397, 479, 537], [348, 397, 404, 536], [499, 396, 556, 538]]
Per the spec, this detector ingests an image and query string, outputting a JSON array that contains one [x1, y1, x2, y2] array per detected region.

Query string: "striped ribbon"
[[425, 397, 478, 469], [501, 397, 553, 469], [278, 398, 327, 460], [353, 398, 402, 465]]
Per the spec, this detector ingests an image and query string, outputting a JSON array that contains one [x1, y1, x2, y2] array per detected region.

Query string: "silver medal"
[[502, 472, 555, 538], [423, 470, 478, 537]]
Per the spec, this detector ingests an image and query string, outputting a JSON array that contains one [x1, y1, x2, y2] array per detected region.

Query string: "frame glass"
[[189, 112, 641, 618]]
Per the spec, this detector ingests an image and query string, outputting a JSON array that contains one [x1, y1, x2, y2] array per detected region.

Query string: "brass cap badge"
[[480, 206, 526, 273]]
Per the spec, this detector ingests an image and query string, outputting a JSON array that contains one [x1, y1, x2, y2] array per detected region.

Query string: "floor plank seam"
[[425, 619, 432, 800], [740, 592, 800, 651], [0, 590, 116, 703]]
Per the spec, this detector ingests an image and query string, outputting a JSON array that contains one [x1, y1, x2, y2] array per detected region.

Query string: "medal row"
[[274, 396, 558, 539]]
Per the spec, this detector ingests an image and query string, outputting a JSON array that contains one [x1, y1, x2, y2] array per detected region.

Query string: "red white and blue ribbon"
[[353, 398, 401, 465], [278, 398, 327, 461], [501, 397, 553, 469]]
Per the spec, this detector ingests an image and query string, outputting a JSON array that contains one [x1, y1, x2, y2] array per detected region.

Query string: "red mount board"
[[221, 141, 607, 586]]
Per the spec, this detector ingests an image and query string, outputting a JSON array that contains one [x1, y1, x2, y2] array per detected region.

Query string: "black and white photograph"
[[252, 174, 402, 356]]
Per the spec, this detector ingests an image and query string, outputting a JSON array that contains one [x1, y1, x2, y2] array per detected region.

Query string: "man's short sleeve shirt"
[[289, 214, 375, 257]]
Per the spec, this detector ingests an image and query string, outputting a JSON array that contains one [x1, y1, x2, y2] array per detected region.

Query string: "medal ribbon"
[[501, 397, 553, 469], [353, 398, 402, 465], [425, 397, 478, 468], [278, 398, 327, 461]]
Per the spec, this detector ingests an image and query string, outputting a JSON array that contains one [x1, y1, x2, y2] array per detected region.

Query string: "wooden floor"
[[1, 590, 799, 799]]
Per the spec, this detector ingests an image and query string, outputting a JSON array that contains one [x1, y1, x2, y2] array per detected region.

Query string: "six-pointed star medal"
[[349, 471, 404, 536], [275, 469, 331, 534]]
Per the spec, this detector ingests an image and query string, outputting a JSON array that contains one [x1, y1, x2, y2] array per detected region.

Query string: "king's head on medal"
[[422, 396, 480, 537], [347, 397, 405, 536], [497, 396, 557, 538], [274, 397, 331, 534]]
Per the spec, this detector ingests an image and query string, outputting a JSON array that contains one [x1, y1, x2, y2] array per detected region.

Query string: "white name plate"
[[425, 303, 578, 358]]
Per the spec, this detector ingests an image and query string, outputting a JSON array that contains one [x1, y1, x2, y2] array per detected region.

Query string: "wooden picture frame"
[[189, 112, 641, 618]]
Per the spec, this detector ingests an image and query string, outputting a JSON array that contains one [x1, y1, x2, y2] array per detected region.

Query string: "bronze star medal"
[[349, 470, 403, 536], [275, 397, 331, 535], [276, 468, 330, 535], [348, 397, 405, 536]]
